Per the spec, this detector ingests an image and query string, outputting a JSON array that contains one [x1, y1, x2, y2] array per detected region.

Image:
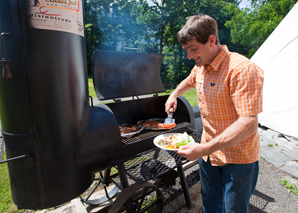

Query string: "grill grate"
[[113, 148, 187, 184], [121, 122, 191, 145]]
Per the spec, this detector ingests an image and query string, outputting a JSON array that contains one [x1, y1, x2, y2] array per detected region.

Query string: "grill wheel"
[[80, 169, 120, 206], [108, 182, 163, 213]]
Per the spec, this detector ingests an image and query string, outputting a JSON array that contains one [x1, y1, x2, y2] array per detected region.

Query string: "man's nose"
[[187, 51, 193, 60]]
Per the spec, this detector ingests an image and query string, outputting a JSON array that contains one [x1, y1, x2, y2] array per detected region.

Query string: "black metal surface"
[[0, 0, 93, 209], [106, 95, 195, 128], [114, 131, 201, 183], [177, 164, 192, 208], [0, 154, 28, 164], [1, 33, 12, 79], [106, 161, 201, 213], [161, 162, 200, 213], [93, 51, 166, 100], [0, 1, 199, 211], [113, 148, 188, 184], [108, 182, 164, 213], [120, 123, 190, 145], [75, 105, 120, 173]]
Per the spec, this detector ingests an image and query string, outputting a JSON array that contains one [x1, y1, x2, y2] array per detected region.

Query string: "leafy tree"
[[84, 0, 106, 73], [84, 0, 144, 74], [153, 0, 242, 86], [84, 0, 298, 88], [226, 0, 298, 58]]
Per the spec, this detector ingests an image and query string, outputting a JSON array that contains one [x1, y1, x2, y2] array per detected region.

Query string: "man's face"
[[183, 39, 213, 67]]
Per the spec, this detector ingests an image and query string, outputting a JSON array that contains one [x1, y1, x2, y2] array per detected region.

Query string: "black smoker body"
[[0, 0, 197, 210], [0, 0, 93, 209]]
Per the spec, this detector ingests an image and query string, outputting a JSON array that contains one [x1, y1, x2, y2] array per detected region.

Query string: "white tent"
[[250, 3, 298, 139]]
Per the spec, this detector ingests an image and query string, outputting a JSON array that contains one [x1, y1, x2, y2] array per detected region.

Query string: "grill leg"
[[177, 164, 192, 208], [117, 165, 135, 212], [118, 165, 129, 190]]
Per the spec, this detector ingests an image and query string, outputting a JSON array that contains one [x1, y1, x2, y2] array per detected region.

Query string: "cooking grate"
[[121, 122, 191, 145]]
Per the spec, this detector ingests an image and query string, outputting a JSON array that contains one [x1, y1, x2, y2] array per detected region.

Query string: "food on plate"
[[140, 120, 176, 129], [155, 132, 194, 149], [119, 125, 139, 134]]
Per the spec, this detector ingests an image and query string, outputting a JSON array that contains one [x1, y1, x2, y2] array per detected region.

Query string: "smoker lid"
[[92, 51, 166, 100]]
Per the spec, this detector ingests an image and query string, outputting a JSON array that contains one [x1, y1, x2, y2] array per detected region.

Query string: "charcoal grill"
[[0, 0, 200, 211], [76, 50, 198, 211], [75, 50, 195, 172]]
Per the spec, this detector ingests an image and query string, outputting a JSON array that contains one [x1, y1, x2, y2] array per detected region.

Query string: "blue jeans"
[[198, 157, 259, 213]]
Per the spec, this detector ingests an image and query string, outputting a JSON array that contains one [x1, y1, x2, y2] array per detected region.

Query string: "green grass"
[[164, 87, 198, 107], [0, 152, 23, 213], [88, 77, 96, 97], [279, 179, 298, 196], [181, 88, 198, 107]]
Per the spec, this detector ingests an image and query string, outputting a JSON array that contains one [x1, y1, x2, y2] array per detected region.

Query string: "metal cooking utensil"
[[164, 107, 175, 124]]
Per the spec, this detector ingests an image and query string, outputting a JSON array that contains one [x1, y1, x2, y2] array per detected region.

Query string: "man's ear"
[[208, 35, 216, 46]]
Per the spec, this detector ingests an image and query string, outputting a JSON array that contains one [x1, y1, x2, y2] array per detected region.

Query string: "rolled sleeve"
[[230, 64, 264, 117], [187, 68, 198, 88]]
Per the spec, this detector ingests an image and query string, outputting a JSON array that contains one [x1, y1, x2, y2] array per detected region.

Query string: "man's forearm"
[[170, 78, 193, 98], [204, 115, 259, 155], [165, 78, 193, 112]]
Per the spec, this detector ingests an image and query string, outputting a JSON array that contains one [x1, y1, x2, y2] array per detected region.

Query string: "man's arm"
[[165, 78, 193, 113], [177, 115, 258, 161]]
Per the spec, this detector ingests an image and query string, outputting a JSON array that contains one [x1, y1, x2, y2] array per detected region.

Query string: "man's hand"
[[165, 95, 177, 114], [176, 115, 259, 161], [177, 143, 207, 161], [164, 78, 193, 114]]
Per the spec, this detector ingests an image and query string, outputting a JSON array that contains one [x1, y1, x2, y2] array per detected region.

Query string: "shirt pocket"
[[196, 79, 204, 100], [196, 80, 208, 115]]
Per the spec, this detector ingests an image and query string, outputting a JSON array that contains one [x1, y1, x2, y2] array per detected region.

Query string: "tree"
[[84, 0, 249, 85], [84, 0, 145, 74], [226, 0, 298, 58], [157, 0, 242, 86]]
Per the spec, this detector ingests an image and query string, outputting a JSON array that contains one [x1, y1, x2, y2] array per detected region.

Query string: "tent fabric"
[[250, 3, 298, 138]]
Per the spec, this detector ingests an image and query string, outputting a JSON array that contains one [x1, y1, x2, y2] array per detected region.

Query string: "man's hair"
[[177, 13, 220, 45]]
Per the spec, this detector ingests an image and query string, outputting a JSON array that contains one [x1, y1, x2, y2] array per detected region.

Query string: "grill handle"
[[1, 32, 12, 80], [186, 127, 197, 132], [0, 154, 34, 166]]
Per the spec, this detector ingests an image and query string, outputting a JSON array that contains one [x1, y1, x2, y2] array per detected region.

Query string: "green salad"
[[175, 132, 194, 148]]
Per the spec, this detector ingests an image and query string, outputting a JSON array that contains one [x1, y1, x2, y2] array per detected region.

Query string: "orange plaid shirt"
[[187, 45, 264, 166]]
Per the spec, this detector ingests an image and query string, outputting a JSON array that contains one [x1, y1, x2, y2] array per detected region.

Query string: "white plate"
[[153, 133, 194, 151]]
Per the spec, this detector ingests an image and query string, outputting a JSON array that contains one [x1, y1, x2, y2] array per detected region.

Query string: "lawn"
[[0, 153, 23, 213], [88, 77, 96, 97], [0, 79, 198, 213]]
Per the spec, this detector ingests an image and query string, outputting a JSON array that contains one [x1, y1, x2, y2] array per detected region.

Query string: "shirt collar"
[[205, 45, 229, 72]]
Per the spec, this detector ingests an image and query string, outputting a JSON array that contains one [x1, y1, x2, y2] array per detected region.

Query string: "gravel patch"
[[250, 157, 298, 213]]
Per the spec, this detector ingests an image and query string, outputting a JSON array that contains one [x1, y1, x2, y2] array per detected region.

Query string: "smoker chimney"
[[0, 0, 93, 209]]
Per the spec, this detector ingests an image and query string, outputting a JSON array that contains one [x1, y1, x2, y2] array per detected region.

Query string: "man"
[[165, 14, 264, 213]]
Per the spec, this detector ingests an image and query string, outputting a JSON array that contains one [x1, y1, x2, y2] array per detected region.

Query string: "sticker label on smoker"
[[28, 0, 84, 37]]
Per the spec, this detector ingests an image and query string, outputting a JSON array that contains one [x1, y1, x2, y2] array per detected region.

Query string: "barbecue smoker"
[[0, 0, 202, 212]]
